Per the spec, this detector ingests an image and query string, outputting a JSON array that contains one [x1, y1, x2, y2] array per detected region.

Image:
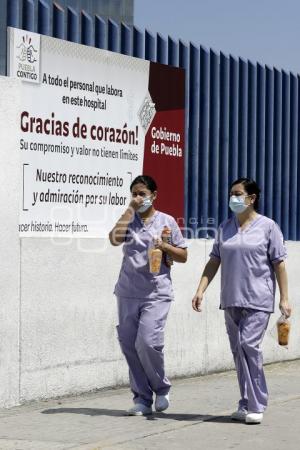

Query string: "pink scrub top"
[[210, 214, 287, 312], [114, 211, 187, 300]]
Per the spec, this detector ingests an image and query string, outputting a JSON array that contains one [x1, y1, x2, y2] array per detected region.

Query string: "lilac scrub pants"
[[225, 307, 271, 413], [116, 296, 172, 407]]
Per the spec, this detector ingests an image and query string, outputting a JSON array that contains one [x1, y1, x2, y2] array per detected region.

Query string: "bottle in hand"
[[161, 226, 173, 267], [277, 315, 291, 346], [148, 239, 162, 274]]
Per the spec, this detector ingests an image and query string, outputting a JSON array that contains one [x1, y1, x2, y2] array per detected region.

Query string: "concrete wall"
[[0, 75, 299, 408], [0, 77, 21, 408], [2, 236, 300, 408]]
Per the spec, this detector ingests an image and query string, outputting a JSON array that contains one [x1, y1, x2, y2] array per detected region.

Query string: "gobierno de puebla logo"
[[16, 34, 39, 81]]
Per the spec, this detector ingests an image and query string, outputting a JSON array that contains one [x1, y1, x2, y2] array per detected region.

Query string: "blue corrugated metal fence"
[[5, 0, 300, 240]]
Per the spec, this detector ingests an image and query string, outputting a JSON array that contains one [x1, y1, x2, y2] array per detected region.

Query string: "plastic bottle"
[[277, 314, 291, 346], [161, 226, 173, 267], [148, 238, 162, 274]]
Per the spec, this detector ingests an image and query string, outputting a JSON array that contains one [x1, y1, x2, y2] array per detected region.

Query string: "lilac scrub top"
[[114, 211, 187, 300], [209, 214, 287, 312]]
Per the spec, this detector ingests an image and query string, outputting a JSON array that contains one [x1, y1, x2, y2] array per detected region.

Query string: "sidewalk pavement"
[[0, 360, 299, 450]]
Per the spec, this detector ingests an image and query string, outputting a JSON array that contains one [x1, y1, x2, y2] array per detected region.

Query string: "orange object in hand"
[[277, 315, 291, 346], [148, 247, 162, 274], [161, 226, 173, 267]]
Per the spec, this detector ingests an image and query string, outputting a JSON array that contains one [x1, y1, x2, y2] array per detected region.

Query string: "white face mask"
[[138, 196, 153, 213], [229, 195, 248, 214]]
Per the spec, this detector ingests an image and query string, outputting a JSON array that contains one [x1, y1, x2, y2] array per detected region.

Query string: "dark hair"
[[130, 175, 157, 193], [230, 178, 261, 210]]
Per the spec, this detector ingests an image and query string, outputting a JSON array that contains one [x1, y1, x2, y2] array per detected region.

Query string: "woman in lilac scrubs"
[[192, 178, 291, 424], [109, 175, 187, 416]]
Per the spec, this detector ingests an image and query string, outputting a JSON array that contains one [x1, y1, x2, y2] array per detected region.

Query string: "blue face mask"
[[229, 195, 248, 214], [138, 196, 153, 213]]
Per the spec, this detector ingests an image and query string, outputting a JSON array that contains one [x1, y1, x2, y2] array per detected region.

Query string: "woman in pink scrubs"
[[109, 175, 187, 416], [192, 178, 291, 424]]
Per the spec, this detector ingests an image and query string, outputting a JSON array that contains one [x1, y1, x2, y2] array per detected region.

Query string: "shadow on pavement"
[[155, 413, 244, 424], [205, 415, 245, 424], [41, 408, 243, 424], [42, 408, 127, 417]]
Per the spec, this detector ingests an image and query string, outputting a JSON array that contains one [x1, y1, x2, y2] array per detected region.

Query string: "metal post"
[[81, 10, 93, 46], [67, 7, 79, 43], [265, 66, 274, 220], [53, 2, 64, 39], [219, 52, 230, 225], [120, 22, 131, 55], [156, 33, 167, 65], [23, 0, 35, 32], [256, 63, 266, 214], [108, 19, 119, 53], [38, 0, 50, 36], [198, 46, 210, 237], [95, 15, 106, 49], [145, 30, 155, 62], [133, 26, 143, 58], [187, 43, 200, 235]]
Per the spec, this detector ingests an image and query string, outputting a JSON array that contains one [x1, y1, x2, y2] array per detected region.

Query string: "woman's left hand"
[[279, 299, 292, 318], [154, 238, 168, 252]]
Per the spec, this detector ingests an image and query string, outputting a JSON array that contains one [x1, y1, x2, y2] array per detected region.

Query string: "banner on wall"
[[7, 27, 185, 237]]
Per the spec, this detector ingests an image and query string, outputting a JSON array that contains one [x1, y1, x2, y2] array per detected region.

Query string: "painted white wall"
[[0, 77, 21, 408], [2, 236, 300, 408], [0, 76, 299, 408]]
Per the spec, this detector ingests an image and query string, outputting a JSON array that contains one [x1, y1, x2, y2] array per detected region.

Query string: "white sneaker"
[[231, 409, 248, 421], [246, 412, 263, 424], [155, 394, 170, 412], [126, 403, 152, 416]]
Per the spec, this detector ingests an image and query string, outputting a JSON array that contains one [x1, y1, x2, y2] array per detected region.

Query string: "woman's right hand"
[[129, 196, 144, 211], [192, 291, 204, 312]]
